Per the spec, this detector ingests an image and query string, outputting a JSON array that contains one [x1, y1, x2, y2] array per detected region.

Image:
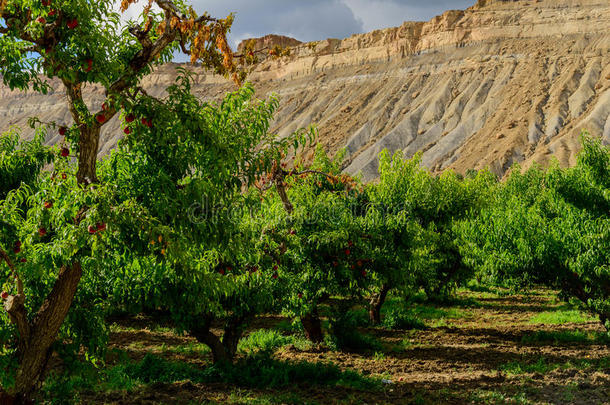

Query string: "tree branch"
[[291, 169, 337, 180], [0, 248, 24, 296]]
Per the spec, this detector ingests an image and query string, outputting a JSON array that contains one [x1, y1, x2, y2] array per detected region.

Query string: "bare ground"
[[72, 289, 609, 405]]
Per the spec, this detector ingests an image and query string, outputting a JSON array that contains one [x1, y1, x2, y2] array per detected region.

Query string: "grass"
[[379, 296, 471, 329], [500, 357, 558, 375], [226, 390, 319, 405], [327, 313, 382, 353], [529, 309, 596, 325], [500, 356, 610, 376], [521, 330, 610, 344], [381, 307, 427, 330], [159, 341, 210, 356], [42, 353, 381, 403], [469, 389, 531, 404], [37, 286, 610, 404], [239, 329, 313, 354]]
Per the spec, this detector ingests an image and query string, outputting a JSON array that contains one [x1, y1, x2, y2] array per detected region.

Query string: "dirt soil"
[[76, 289, 609, 404]]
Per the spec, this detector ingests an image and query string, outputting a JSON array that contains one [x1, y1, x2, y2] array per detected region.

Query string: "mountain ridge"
[[1, 0, 608, 180]]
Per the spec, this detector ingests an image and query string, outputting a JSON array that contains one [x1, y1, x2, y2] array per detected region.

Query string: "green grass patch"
[[159, 341, 210, 356], [469, 389, 531, 404], [381, 307, 427, 330], [226, 389, 318, 405], [462, 282, 513, 298], [239, 329, 313, 354], [500, 358, 557, 375], [521, 330, 609, 344], [529, 310, 596, 325], [500, 356, 610, 376], [384, 297, 469, 319], [43, 353, 380, 403]]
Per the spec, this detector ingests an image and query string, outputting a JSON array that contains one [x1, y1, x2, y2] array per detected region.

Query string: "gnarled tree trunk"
[[301, 307, 324, 343], [563, 274, 610, 331], [368, 283, 390, 325], [2, 263, 82, 404], [190, 313, 252, 364], [76, 125, 101, 185]]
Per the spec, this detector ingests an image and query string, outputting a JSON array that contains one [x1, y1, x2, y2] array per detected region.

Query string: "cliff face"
[[1, 0, 609, 180], [237, 34, 302, 52]]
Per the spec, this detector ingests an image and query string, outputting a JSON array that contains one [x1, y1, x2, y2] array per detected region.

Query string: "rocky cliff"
[[1, 0, 609, 180]]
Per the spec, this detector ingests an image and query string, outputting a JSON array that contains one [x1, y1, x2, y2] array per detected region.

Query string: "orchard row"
[[1, 83, 608, 396]]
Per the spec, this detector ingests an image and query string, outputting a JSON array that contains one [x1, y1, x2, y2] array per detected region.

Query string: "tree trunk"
[[301, 307, 324, 343], [190, 320, 231, 364], [76, 125, 100, 185], [368, 284, 390, 325], [191, 313, 252, 364], [4, 263, 82, 403], [275, 181, 293, 214], [600, 313, 609, 331], [564, 275, 609, 330], [222, 313, 251, 360], [0, 391, 18, 405]]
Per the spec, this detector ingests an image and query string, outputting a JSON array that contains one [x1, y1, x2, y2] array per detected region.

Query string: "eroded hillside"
[[1, 0, 608, 179]]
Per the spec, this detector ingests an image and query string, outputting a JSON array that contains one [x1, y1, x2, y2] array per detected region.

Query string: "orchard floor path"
[[50, 287, 609, 404]]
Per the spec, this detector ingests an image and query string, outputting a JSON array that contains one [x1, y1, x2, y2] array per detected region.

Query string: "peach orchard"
[[1, 0, 609, 403]]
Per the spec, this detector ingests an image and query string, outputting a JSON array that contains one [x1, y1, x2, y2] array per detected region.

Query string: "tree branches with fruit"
[[0, 0, 288, 401]]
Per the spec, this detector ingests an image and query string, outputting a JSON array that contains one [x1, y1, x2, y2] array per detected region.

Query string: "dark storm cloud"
[[342, 0, 475, 32], [191, 0, 365, 48], [119, 1, 476, 52], [190, 0, 475, 48]]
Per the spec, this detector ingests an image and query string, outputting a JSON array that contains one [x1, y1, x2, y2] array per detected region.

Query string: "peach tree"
[[246, 148, 376, 343], [94, 75, 313, 363], [457, 135, 610, 330], [362, 150, 494, 324], [0, 0, 260, 401]]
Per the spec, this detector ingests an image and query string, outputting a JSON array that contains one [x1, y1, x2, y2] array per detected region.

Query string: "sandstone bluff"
[[1, 0, 608, 180]]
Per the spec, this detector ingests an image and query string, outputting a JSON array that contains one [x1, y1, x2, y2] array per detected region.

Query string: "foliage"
[[0, 128, 52, 199], [456, 134, 610, 329]]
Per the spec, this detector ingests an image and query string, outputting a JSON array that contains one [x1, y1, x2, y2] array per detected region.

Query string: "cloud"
[[189, 0, 364, 48], [342, 0, 474, 32], [114, 0, 475, 52]]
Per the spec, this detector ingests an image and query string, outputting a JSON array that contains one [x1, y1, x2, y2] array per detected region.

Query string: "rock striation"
[[1, 0, 608, 180]]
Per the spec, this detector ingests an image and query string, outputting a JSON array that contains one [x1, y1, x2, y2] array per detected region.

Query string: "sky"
[[121, 0, 475, 49]]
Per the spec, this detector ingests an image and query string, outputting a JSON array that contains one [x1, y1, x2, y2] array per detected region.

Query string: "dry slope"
[[1, 0, 608, 180]]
